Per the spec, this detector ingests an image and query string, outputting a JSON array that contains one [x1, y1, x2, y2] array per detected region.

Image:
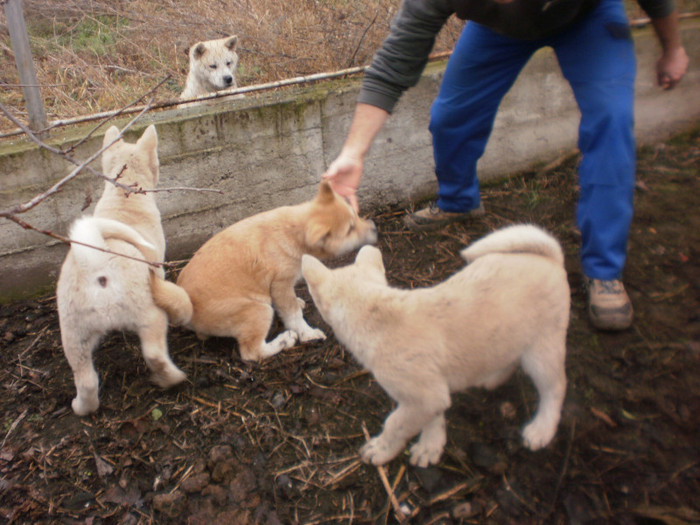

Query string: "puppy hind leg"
[[234, 302, 298, 361], [138, 308, 186, 388], [520, 344, 567, 450], [61, 328, 102, 416]]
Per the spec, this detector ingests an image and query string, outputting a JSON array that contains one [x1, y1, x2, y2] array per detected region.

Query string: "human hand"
[[656, 45, 688, 89], [322, 152, 363, 213]]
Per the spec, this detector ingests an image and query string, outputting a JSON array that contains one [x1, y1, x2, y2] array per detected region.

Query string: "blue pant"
[[429, 0, 636, 280]]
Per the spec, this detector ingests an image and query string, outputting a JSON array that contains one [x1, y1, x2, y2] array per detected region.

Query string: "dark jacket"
[[359, 0, 675, 113]]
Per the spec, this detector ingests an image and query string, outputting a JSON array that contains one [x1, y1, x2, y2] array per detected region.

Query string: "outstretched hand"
[[322, 152, 363, 213]]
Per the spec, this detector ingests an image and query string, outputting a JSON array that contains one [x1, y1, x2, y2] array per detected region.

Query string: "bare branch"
[[0, 100, 152, 218], [64, 75, 172, 154]]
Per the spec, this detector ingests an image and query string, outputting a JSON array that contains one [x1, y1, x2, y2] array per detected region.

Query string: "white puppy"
[[302, 224, 570, 467], [56, 125, 190, 416], [180, 35, 240, 102]]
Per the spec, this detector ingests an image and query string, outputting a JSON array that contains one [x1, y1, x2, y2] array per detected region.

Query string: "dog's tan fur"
[[171, 181, 378, 362], [56, 125, 188, 416], [180, 35, 239, 102], [302, 224, 570, 466]]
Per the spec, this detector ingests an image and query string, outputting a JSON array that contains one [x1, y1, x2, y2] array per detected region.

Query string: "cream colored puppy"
[[302, 224, 570, 467], [57, 125, 190, 416], [171, 181, 377, 362]]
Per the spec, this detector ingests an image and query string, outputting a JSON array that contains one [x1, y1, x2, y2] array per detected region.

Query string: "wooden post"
[[4, 0, 48, 134]]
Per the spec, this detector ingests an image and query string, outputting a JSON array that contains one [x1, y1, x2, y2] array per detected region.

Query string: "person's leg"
[[429, 24, 538, 213], [552, 0, 636, 329]]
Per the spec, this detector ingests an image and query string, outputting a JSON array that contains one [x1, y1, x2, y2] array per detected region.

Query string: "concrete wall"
[[1, 20, 698, 301]]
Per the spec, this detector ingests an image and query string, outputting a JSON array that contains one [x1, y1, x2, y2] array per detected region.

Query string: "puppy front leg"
[[271, 280, 325, 343], [409, 413, 447, 467], [361, 402, 444, 466]]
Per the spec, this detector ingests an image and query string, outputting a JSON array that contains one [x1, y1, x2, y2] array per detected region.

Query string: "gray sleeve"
[[358, 0, 455, 113], [636, 0, 675, 19]]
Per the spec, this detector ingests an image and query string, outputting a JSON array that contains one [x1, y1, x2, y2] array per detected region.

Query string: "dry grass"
[[1, 0, 697, 134], [0, 0, 464, 132]]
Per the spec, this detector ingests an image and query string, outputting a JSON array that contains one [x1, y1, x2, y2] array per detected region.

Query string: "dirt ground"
[[1, 126, 698, 524]]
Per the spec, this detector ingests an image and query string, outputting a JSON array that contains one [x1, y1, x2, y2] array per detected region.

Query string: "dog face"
[[302, 245, 386, 323], [304, 181, 378, 258], [189, 35, 239, 92], [101, 125, 160, 190]]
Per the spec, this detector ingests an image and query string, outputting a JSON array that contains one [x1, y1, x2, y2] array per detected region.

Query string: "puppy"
[[171, 181, 377, 362], [301, 224, 570, 467], [56, 125, 190, 416], [180, 35, 240, 102]]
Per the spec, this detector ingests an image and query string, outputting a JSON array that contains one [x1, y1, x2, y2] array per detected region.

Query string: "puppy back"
[[461, 224, 564, 266]]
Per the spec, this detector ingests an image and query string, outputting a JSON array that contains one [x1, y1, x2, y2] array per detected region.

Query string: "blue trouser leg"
[[430, 0, 636, 279], [429, 24, 537, 213], [552, 0, 637, 280]]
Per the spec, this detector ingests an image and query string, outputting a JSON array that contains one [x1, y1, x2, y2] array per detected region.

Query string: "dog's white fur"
[[302, 224, 570, 466], [56, 125, 189, 416], [180, 35, 239, 102], [168, 181, 378, 362]]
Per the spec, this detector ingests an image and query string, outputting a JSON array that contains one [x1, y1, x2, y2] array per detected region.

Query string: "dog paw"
[[298, 326, 326, 343], [152, 367, 187, 389], [360, 437, 401, 466], [522, 420, 557, 450], [72, 396, 99, 416], [409, 440, 444, 468]]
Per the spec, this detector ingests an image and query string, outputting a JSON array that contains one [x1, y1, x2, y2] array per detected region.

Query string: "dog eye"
[[209, 64, 217, 70], [226, 61, 232, 67]]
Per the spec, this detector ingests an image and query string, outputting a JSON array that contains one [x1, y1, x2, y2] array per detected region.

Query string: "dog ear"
[[301, 254, 330, 284], [103, 126, 121, 148], [356, 245, 385, 273], [316, 180, 336, 205], [137, 125, 159, 153], [225, 35, 239, 51], [192, 42, 207, 60], [137, 125, 160, 176]]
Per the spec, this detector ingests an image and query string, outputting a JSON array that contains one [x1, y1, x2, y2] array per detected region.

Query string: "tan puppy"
[[172, 181, 378, 361], [302, 224, 570, 467], [57, 125, 190, 416]]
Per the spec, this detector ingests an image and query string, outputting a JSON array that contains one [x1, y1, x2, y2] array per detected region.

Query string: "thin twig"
[[0, 99, 152, 218], [361, 423, 406, 523]]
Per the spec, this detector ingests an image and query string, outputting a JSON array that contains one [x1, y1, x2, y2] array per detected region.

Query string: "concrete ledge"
[[0, 20, 698, 301]]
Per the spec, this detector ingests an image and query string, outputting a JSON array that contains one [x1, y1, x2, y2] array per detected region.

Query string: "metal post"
[[4, 0, 48, 133]]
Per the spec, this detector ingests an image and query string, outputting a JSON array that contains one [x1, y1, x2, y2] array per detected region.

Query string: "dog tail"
[[69, 216, 158, 265], [149, 273, 193, 326], [461, 224, 564, 266]]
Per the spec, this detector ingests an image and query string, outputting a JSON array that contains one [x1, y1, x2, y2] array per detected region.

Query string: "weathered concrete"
[[1, 20, 698, 301]]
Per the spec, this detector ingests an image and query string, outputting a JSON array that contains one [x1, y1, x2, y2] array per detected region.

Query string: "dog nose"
[[224, 75, 233, 85]]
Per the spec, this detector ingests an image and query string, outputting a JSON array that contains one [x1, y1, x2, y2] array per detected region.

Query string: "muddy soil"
[[1, 127, 698, 524]]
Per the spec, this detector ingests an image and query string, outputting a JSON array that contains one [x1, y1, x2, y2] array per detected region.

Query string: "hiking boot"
[[585, 277, 633, 331], [403, 202, 485, 232]]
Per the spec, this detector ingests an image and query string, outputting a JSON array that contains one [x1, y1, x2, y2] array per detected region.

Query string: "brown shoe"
[[403, 202, 485, 232], [585, 277, 633, 331]]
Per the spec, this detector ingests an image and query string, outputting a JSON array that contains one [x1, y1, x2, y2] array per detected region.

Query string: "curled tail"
[[149, 273, 193, 326], [69, 216, 192, 324], [69, 216, 158, 266], [461, 224, 564, 266]]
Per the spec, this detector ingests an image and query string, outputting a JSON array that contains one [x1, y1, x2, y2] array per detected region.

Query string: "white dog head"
[[188, 35, 239, 93]]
